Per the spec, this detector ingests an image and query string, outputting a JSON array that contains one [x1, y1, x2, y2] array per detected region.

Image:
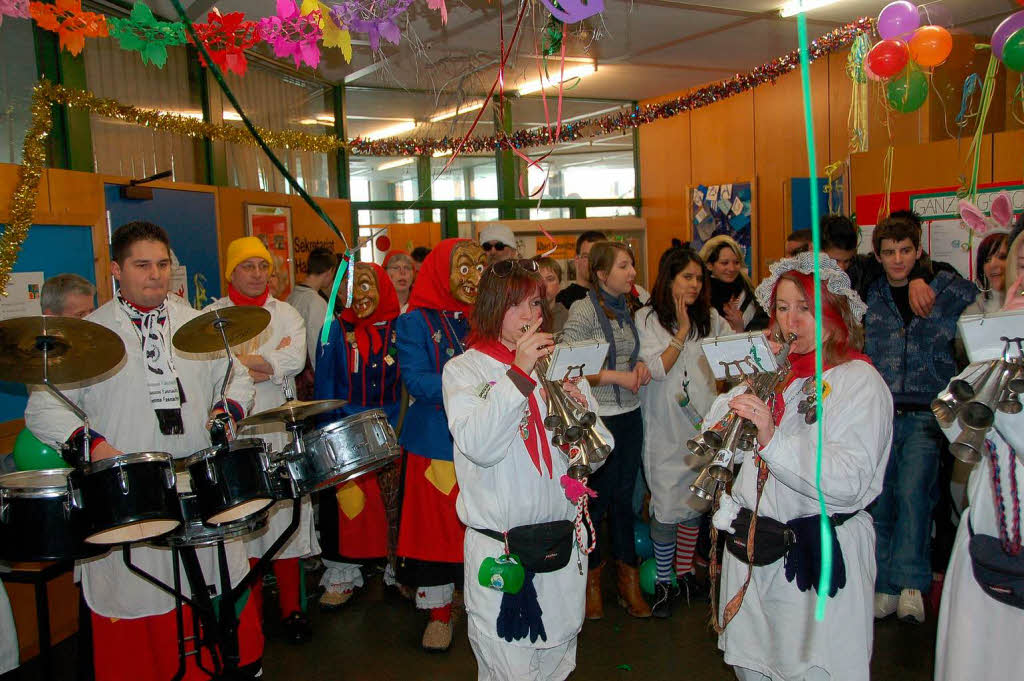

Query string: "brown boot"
[[616, 560, 652, 618], [585, 562, 604, 620]]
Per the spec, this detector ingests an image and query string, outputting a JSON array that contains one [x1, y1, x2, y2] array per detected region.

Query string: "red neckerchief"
[[406, 238, 474, 316], [339, 263, 401, 362], [471, 339, 553, 479], [228, 284, 269, 307]]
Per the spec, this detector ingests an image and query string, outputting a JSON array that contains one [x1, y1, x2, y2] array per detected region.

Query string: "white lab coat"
[[0, 580, 17, 673], [286, 284, 327, 369], [443, 349, 613, 659], [204, 296, 318, 561], [934, 366, 1024, 681], [636, 307, 730, 524], [24, 297, 256, 619], [705, 360, 892, 681]]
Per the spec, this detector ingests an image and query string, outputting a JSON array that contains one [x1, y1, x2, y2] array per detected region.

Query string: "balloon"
[[992, 11, 1024, 59], [634, 519, 654, 561], [886, 70, 929, 113], [877, 1, 920, 40], [866, 40, 910, 79], [12, 428, 68, 470], [1003, 28, 1024, 71], [909, 25, 953, 67], [863, 58, 882, 82], [639, 558, 677, 596]]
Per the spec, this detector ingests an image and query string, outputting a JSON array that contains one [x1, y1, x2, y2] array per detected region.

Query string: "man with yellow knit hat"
[[206, 236, 320, 644]]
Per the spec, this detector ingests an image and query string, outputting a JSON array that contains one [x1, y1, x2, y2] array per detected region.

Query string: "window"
[[0, 18, 35, 164], [586, 205, 637, 217], [429, 154, 497, 200]]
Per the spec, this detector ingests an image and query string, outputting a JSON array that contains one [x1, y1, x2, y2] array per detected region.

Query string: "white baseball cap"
[[479, 223, 517, 249]]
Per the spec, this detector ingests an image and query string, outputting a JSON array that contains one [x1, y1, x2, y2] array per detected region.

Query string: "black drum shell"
[[151, 492, 269, 548], [186, 440, 274, 525], [0, 471, 104, 561]]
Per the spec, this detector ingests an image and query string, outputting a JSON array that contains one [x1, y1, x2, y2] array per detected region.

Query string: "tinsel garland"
[[349, 16, 874, 156]]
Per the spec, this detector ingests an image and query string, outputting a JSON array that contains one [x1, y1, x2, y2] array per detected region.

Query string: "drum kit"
[[0, 306, 399, 678]]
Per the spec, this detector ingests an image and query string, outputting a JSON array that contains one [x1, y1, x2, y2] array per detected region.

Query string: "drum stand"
[[36, 334, 92, 461], [121, 497, 301, 681]]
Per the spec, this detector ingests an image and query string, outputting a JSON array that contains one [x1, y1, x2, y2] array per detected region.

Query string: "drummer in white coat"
[[205, 235, 317, 644], [24, 221, 258, 681], [706, 253, 892, 681], [443, 259, 612, 681], [636, 245, 730, 616], [0, 581, 16, 674]]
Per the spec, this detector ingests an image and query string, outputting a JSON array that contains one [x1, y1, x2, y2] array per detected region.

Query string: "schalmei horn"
[[526, 327, 611, 480], [689, 334, 797, 500]]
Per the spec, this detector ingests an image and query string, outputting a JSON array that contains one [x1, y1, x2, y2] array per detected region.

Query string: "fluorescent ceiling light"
[[363, 120, 417, 141], [779, 0, 843, 17], [516, 63, 596, 96], [432, 150, 453, 157], [377, 158, 415, 171], [429, 100, 486, 123], [222, 111, 242, 121]]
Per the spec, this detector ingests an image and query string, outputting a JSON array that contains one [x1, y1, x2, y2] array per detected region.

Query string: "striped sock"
[[675, 523, 699, 576], [653, 540, 675, 584]]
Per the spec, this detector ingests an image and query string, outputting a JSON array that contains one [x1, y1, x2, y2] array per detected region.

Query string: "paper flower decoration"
[[189, 10, 261, 76], [539, 0, 604, 25], [106, 1, 186, 68], [330, 0, 413, 52], [29, 0, 108, 56], [300, 0, 351, 63], [426, 0, 447, 25], [1, 0, 30, 29], [259, 0, 323, 69]]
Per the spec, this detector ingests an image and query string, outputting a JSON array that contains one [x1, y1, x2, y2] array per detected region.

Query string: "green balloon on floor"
[[639, 557, 677, 596], [634, 519, 654, 561], [12, 428, 68, 470]]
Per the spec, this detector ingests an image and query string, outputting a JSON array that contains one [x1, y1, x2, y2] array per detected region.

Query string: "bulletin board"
[[855, 181, 1023, 280], [0, 223, 96, 424], [785, 177, 845, 233], [104, 184, 220, 309], [689, 181, 755, 276]]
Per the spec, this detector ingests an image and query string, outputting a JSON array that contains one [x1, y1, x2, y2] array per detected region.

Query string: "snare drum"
[[0, 469, 102, 561], [153, 474, 269, 548], [276, 409, 399, 495], [186, 438, 275, 525], [70, 452, 180, 545]]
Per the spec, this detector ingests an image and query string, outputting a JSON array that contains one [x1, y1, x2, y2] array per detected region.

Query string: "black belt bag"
[[476, 520, 574, 574], [968, 519, 1024, 610], [726, 508, 796, 566]]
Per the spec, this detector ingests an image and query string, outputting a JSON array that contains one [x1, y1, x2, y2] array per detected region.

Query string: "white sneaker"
[[897, 588, 925, 623], [873, 592, 899, 619]]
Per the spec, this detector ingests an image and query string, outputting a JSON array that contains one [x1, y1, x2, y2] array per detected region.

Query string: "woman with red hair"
[[704, 253, 893, 681], [443, 259, 612, 679]]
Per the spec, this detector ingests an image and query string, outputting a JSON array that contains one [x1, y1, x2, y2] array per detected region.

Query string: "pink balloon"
[[992, 11, 1024, 59], [877, 1, 920, 40]]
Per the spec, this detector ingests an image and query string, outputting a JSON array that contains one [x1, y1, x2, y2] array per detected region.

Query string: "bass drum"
[[0, 469, 103, 561], [275, 409, 399, 495]]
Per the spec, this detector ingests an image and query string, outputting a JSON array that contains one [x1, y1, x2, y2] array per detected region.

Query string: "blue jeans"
[[871, 411, 943, 593], [588, 408, 644, 568]]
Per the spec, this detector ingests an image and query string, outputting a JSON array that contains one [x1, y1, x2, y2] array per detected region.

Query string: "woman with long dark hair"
[[964, 232, 1009, 316], [561, 241, 652, 619], [443, 258, 612, 680], [699, 236, 768, 332], [636, 245, 730, 616]]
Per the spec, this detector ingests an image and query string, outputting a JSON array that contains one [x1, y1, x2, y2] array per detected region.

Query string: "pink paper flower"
[[0, 0, 30, 28], [258, 0, 322, 69], [426, 0, 447, 25]]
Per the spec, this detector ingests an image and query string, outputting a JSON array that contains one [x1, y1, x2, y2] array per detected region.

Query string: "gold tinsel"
[[1, 80, 348, 295]]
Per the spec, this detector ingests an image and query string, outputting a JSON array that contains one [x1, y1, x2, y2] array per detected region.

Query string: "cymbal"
[[172, 306, 271, 354], [0, 316, 126, 385], [237, 399, 348, 427]]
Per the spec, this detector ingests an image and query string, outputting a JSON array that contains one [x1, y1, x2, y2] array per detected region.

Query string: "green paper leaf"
[[616, 664, 632, 671]]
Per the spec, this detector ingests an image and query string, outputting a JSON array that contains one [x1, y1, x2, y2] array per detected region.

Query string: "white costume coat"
[[636, 307, 730, 524], [705, 360, 892, 681], [442, 349, 613, 675], [24, 297, 255, 619], [0, 580, 17, 673], [934, 366, 1024, 681], [204, 296, 317, 560]]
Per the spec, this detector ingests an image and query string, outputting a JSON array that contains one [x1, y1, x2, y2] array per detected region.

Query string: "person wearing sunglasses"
[[479, 223, 519, 265]]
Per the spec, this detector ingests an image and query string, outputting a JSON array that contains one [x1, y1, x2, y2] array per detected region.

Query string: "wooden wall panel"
[[377, 222, 442, 254], [851, 136, 991, 200], [638, 112, 690, 280], [690, 90, 755, 184], [991, 129, 1024, 183]]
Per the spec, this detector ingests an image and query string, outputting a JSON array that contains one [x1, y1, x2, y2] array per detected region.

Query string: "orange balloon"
[[910, 25, 953, 67]]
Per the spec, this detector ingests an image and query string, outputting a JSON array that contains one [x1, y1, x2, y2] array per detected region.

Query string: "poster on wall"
[[245, 203, 294, 301], [689, 181, 756, 276], [0, 271, 43, 320]]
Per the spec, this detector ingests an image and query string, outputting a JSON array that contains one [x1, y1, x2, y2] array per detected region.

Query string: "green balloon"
[[13, 428, 68, 470], [639, 557, 677, 596], [886, 70, 928, 113], [1003, 28, 1024, 72]]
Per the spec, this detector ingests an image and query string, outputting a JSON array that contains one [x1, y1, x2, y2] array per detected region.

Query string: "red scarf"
[[407, 238, 474, 316], [339, 263, 401, 362], [471, 339, 553, 479], [228, 283, 269, 307]]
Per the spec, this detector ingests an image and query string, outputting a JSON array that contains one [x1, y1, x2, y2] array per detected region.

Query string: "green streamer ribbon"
[[796, 10, 831, 621], [320, 254, 350, 348]]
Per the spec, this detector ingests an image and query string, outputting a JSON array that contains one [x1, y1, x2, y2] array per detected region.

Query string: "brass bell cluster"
[[688, 334, 797, 500], [931, 337, 1024, 465]]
